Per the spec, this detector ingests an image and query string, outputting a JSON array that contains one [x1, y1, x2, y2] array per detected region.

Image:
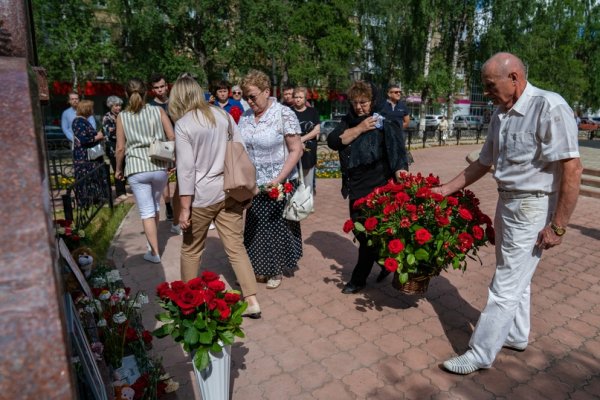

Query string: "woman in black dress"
[[327, 81, 409, 294]]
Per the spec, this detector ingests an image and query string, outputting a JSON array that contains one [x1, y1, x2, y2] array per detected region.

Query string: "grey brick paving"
[[110, 142, 600, 400]]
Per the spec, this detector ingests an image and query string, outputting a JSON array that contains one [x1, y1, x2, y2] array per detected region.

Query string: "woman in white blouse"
[[168, 76, 261, 318], [238, 70, 303, 289]]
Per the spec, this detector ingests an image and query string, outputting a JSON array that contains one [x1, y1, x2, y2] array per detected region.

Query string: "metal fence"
[[46, 140, 113, 230], [406, 126, 488, 148]]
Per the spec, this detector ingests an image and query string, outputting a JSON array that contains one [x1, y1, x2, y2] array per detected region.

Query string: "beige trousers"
[[180, 197, 257, 297]]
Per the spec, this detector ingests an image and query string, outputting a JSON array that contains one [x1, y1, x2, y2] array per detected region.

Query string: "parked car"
[[424, 114, 444, 131], [319, 119, 341, 142], [453, 115, 483, 130]]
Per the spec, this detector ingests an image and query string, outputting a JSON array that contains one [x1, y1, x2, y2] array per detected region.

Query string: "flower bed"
[[344, 172, 494, 285]]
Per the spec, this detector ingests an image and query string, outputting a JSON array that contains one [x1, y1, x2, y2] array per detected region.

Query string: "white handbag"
[[283, 162, 314, 222], [87, 141, 105, 160], [149, 138, 175, 162]]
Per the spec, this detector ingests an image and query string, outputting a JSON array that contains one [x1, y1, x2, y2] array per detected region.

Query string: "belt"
[[497, 188, 552, 199]]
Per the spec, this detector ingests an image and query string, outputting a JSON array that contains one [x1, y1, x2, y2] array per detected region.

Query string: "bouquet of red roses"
[[344, 172, 494, 285], [153, 271, 247, 371]]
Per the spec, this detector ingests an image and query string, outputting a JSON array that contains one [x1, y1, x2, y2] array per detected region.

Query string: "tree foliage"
[[32, 0, 600, 110]]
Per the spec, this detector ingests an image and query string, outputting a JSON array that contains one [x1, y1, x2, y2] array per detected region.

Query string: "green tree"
[[32, 0, 117, 89]]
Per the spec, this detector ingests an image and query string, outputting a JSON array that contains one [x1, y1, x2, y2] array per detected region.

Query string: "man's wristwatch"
[[551, 223, 566, 236]]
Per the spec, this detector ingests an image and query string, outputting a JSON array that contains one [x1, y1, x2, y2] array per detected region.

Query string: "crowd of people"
[[58, 51, 583, 376]]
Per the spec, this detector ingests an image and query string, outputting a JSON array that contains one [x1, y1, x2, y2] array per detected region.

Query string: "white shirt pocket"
[[505, 131, 537, 163]]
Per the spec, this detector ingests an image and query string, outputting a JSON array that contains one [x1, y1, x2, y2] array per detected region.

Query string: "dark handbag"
[[301, 139, 318, 170], [223, 116, 259, 202]]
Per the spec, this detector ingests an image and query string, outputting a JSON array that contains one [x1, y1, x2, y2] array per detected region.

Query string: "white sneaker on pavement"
[[209, 223, 215, 230], [443, 354, 481, 375], [170, 224, 182, 235]]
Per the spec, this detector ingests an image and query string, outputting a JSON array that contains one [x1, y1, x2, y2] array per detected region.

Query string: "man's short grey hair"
[[106, 95, 123, 107]]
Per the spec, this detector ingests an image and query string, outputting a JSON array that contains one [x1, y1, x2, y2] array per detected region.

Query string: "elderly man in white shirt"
[[435, 52, 583, 375]]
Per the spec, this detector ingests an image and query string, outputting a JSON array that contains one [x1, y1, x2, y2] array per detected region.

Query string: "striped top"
[[120, 104, 171, 176]]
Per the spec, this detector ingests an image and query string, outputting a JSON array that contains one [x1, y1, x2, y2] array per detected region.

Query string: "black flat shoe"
[[341, 282, 365, 294], [242, 304, 262, 319], [376, 268, 392, 283]]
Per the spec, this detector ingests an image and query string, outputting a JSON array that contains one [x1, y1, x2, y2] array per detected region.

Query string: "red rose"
[[224, 292, 241, 304], [383, 258, 398, 272], [174, 288, 205, 315], [472, 225, 484, 240], [142, 330, 153, 344], [207, 279, 226, 292], [431, 192, 444, 202], [415, 228, 432, 245], [71, 235, 80, 241], [458, 232, 474, 251], [268, 186, 280, 200], [218, 306, 231, 320], [188, 277, 205, 290], [425, 174, 440, 186], [156, 282, 171, 299], [353, 197, 366, 209], [400, 217, 411, 228], [229, 106, 243, 123], [458, 207, 473, 221], [125, 326, 138, 343], [436, 215, 450, 226], [394, 191, 410, 205], [415, 187, 430, 198], [201, 271, 219, 282], [386, 227, 395, 235], [170, 280, 186, 293], [343, 219, 355, 233], [364, 217, 378, 231], [388, 239, 405, 254], [405, 204, 417, 213], [283, 182, 294, 193], [446, 196, 458, 206], [383, 204, 397, 216]]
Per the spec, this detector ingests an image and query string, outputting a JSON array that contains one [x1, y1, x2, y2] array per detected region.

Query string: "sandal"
[[266, 276, 282, 289]]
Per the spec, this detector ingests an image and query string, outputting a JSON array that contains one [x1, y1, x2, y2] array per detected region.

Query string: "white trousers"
[[466, 192, 553, 368]]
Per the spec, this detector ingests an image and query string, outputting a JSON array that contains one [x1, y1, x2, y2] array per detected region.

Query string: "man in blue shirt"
[[61, 92, 97, 143], [384, 84, 409, 129]]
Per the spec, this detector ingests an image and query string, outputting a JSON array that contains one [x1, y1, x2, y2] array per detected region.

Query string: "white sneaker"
[[209, 223, 216, 230], [143, 251, 161, 264], [443, 354, 481, 375], [170, 224, 182, 235]]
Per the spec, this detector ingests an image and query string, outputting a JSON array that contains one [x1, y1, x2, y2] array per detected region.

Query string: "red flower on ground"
[[388, 239, 405, 254], [415, 228, 433, 245], [364, 217, 378, 231]]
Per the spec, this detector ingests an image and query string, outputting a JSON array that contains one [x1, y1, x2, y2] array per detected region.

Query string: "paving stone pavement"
[[109, 142, 600, 400]]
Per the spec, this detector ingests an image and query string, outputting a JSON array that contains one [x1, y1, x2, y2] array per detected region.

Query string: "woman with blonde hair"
[[168, 76, 261, 318], [115, 78, 175, 264], [238, 70, 303, 289]]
